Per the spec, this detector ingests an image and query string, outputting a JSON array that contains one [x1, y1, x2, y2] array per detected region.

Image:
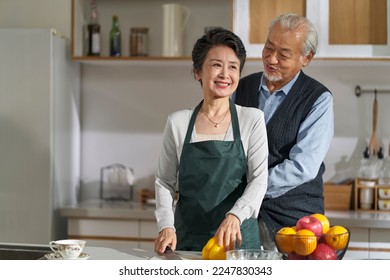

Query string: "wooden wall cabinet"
[[329, 0, 387, 45], [307, 0, 389, 58], [234, 0, 390, 58], [247, 0, 306, 44]]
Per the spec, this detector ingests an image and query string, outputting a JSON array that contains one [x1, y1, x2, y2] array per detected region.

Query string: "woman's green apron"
[[175, 99, 260, 251]]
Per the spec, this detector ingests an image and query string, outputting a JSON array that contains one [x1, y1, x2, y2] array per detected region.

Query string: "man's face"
[[262, 23, 312, 91]]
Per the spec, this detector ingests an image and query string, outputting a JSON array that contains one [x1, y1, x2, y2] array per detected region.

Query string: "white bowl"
[[378, 199, 390, 210], [378, 188, 390, 199]]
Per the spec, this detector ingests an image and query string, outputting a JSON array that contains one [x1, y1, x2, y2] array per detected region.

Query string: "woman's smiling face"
[[195, 45, 240, 99]]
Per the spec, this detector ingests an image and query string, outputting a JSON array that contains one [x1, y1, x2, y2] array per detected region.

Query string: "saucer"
[[45, 252, 91, 260]]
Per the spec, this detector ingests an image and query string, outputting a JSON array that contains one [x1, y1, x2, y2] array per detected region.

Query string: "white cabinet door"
[[83, 239, 139, 252], [369, 229, 390, 259], [139, 220, 158, 250], [67, 218, 158, 250], [140, 221, 159, 238], [68, 219, 139, 237], [343, 227, 369, 260]]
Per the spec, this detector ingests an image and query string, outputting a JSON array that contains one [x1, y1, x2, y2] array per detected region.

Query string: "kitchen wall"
[[2, 0, 390, 200], [81, 59, 390, 200], [0, 0, 70, 38]]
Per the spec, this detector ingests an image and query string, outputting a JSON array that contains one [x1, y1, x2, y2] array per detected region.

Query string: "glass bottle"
[[129, 27, 149, 56], [86, 0, 100, 56], [110, 15, 121, 57]]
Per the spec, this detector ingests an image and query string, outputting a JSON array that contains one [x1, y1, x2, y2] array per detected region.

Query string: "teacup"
[[49, 239, 86, 259]]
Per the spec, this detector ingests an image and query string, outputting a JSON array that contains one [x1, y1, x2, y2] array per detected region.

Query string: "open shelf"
[[354, 178, 390, 211], [71, 0, 231, 59]]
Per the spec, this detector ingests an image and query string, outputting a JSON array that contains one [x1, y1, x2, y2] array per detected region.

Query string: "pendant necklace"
[[202, 107, 230, 128]]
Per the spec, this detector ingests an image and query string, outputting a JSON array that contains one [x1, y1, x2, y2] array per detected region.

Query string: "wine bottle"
[[86, 0, 100, 56], [110, 15, 121, 57]]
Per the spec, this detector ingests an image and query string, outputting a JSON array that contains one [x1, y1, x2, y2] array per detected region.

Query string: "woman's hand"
[[154, 227, 177, 254], [215, 214, 242, 251]]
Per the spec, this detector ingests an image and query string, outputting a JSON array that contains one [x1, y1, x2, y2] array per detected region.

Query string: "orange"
[[311, 213, 330, 234], [201, 236, 226, 260], [293, 229, 317, 256], [291, 226, 297, 231], [325, 225, 349, 250], [275, 227, 296, 254]]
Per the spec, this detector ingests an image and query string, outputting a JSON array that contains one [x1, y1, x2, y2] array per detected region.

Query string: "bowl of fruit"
[[273, 213, 350, 260]]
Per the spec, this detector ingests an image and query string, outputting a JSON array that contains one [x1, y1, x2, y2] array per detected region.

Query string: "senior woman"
[[154, 28, 268, 253]]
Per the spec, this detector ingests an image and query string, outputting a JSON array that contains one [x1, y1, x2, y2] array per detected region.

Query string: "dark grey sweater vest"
[[235, 71, 331, 234]]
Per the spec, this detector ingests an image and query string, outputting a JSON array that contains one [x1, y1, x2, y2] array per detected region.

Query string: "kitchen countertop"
[[0, 242, 200, 260], [58, 202, 390, 260], [325, 210, 390, 229], [85, 247, 201, 260], [61, 200, 390, 229]]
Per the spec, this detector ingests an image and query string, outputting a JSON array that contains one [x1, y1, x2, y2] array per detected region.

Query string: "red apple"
[[296, 215, 323, 240], [308, 243, 337, 260], [287, 252, 308, 260]]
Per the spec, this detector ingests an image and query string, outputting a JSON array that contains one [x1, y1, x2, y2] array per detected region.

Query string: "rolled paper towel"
[[108, 167, 120, 185], [119, 167, 135, 186]]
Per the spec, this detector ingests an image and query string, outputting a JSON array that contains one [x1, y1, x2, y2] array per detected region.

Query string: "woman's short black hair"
[[191, 28, 246, 81]]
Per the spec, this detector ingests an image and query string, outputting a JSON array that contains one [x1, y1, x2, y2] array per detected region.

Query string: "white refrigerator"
[[0, 29, 80, 244]]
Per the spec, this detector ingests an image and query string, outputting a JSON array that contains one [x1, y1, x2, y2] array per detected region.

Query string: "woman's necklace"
[[202, 107, 230, 128]]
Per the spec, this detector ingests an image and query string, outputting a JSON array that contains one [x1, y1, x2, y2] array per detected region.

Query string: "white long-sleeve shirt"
[[154, 104, 269, 233]]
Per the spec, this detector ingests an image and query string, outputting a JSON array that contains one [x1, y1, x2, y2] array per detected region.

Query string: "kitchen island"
[[60, 199, 158, 251], [60, 200, 390, 259]]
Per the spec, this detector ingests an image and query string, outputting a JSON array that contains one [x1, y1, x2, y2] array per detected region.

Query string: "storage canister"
[[129, 27, 149, 56]]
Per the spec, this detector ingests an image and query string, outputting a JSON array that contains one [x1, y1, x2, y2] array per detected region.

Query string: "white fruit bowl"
[[273, 228, 350, 260]]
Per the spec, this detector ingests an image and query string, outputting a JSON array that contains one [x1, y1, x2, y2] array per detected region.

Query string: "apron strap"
[[183, 99, 241, 144], [229, 99, 241, 141], [183, 101, 202, 144]]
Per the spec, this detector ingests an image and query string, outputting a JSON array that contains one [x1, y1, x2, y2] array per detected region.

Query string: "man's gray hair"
[[269, 13, 318, 56]]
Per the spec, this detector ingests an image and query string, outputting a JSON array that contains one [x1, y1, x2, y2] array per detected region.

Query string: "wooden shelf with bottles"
[[72, 0, 390, 64], [354, 178, 390, 212], [71, 0, 232, 62], [70, 55, 193, 66]]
